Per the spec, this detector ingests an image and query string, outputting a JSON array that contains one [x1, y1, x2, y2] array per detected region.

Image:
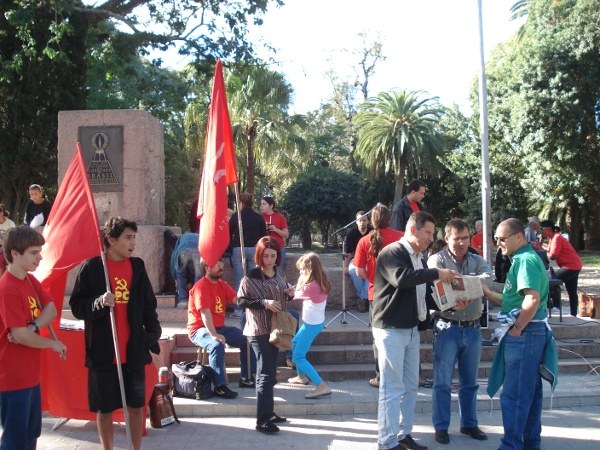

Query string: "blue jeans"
[[191, 326, 256, 386], [348, 259, 369, 299], [499, 321, 547, 450], [0, 384, 41, 450], [292, 322, 324, 384], [175, 249, 201, 303], [373, 327, 420, 450], [432, 322, 481, 431], [280, 248, 287, 271], [249, 335, 279, 426]]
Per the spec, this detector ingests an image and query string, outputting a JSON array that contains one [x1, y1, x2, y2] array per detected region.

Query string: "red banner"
[[34, 143, 103, 322], [197, 59, 238, 267]]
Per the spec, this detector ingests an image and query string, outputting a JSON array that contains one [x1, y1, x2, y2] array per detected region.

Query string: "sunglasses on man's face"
[[495, 232, 517, 243]]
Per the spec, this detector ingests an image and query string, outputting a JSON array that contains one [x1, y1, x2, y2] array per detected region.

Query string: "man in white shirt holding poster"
[[427, 218, 492, 445]]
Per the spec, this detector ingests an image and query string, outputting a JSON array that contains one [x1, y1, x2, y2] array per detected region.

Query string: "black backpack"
[[171, 361, 214, 400]]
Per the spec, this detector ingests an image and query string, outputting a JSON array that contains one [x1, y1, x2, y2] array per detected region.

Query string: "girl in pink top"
[[287, 252, 332, 398]]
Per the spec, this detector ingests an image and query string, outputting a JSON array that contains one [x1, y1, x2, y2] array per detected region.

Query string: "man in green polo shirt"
[[483, 218, 550, 450]]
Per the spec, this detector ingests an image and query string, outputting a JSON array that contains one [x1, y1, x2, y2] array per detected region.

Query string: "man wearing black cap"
[[540, 220, 582, 316]]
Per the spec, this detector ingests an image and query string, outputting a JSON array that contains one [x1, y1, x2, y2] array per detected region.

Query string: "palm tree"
[[227, 65, 306, 196], [354, 90, 446, 204]]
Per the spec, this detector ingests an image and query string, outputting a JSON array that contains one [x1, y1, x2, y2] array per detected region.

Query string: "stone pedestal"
[[57, 110, 173, 293]]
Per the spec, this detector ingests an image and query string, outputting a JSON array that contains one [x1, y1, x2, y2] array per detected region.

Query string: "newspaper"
[[431, 275, 484, 311]]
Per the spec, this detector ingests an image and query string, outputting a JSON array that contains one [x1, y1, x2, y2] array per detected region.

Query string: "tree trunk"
[[564, 196, 582, 250], [300, 218, 312, 249], [393, 151, 409, 205], [244, 122, 258, 197], [585, 189, 600, 250], [245, 137, 255, 197]]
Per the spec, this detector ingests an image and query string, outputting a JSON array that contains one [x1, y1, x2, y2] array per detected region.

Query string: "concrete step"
[[168, 374, 600, 418]]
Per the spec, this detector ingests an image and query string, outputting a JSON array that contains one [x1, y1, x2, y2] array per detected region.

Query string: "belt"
[[439, 317, 479, 327]]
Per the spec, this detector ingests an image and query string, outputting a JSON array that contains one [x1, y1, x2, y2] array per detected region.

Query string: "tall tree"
[[354, 90, 446, 205], [0, 0, 280, 218], [486, 0, 600, 248], [227, 65, 306, 196]]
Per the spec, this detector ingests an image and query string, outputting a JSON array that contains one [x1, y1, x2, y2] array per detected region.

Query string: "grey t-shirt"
[[427, 249, 492, 321]]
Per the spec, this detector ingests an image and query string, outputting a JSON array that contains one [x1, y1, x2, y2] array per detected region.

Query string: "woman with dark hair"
[[260, 196, 289, 269], [353, 204, 404, 388], [237, 236, 292, 434]]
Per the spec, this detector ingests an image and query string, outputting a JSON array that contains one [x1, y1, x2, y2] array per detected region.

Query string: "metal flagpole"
[[101, 252, 133, 450], [232, 183, 251, 380], [476, 0, 493, 266]]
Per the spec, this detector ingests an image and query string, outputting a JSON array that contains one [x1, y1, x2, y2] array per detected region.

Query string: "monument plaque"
[[78, 126, 123, 192]]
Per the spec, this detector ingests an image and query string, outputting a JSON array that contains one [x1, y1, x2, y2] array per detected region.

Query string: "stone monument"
[[57, 109, 180, 293]]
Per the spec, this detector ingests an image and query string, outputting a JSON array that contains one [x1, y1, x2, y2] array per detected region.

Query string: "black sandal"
[[256, 422, 280, 433], [270, 414, 287, 423]]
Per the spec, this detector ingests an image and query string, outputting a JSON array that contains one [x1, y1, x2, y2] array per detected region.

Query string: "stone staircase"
[[146, 295, 600, 382], [61, 294, 600, 382]]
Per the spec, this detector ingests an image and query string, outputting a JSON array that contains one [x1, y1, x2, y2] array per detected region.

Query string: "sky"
[[245, 0, 522, 114]]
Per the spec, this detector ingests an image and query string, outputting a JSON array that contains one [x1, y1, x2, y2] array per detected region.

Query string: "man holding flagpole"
[[70, 217, 161, 450]]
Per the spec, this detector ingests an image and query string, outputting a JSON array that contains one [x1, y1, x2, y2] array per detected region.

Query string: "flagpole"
[[101, 252, 133, 450], [233, 183, 252, 380]]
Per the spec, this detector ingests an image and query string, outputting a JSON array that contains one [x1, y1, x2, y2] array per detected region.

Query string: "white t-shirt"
[[293, 280, 328, 325]]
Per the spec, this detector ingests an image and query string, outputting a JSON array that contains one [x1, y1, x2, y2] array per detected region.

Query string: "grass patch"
[[580, 251, 600, 268]]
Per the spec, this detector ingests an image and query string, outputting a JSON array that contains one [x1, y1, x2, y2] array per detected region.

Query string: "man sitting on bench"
[[187, 257, 256, 399]]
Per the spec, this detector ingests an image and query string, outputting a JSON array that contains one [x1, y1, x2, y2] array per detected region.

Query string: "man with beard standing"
[[372, 211, 457, 450], [188, 257, 256, 398]]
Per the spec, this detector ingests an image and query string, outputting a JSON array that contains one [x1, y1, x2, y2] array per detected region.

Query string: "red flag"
[[34, 143, 103, 322], [197, 59, 238, 267]]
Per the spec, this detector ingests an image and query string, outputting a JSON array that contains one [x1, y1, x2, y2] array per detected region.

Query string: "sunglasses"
[[495, 232, 518, 243]]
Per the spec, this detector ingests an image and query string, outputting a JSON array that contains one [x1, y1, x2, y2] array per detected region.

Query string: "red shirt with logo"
[[0, 272, 52, 391], [262, 212, 288, 250], [354, 228, 404, 300], [187, 277, 237, 336], [106, 258, 133, 364]]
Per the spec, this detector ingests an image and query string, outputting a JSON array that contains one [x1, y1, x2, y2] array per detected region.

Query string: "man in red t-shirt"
[[0, 226, 67, 449], [188, 258, 256, 399], [541, 221, 583, 316], [70, 217, 161, 450], [352, 204, 403, 388]]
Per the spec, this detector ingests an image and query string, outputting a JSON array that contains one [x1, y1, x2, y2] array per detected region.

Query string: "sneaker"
[[176, 301, 188, 309], [356, 298, 369, 312], [287, 375, 309, 385], [213, 384, 238, 399], [238, 378, 255, 388], [304, 384, 331, 399], [255, 421, 279, 433], [368, 377, 379, 388]]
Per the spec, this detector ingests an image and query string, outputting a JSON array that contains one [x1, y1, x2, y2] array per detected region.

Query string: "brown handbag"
[[269, 311, 298, 350]]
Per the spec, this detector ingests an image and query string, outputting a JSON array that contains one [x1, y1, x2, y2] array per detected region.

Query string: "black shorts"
[[88, 365, 146, 413]]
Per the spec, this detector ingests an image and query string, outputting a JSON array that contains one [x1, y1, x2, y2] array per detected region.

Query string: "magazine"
[[431, 275, 485, 311]]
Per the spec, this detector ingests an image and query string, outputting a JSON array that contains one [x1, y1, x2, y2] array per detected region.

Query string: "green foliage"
[[0, 1, 87, 219], [354, 90, 446, 204], [0, 0, 280, 225], [281, 166, 362, 249], [485, 0, 600, 247]]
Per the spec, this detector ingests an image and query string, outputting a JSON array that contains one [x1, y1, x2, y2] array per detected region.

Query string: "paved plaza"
[[36, 372, 600, 449]]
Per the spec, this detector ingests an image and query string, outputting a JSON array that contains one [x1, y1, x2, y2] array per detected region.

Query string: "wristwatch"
[[27, 321, 40, 332]]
